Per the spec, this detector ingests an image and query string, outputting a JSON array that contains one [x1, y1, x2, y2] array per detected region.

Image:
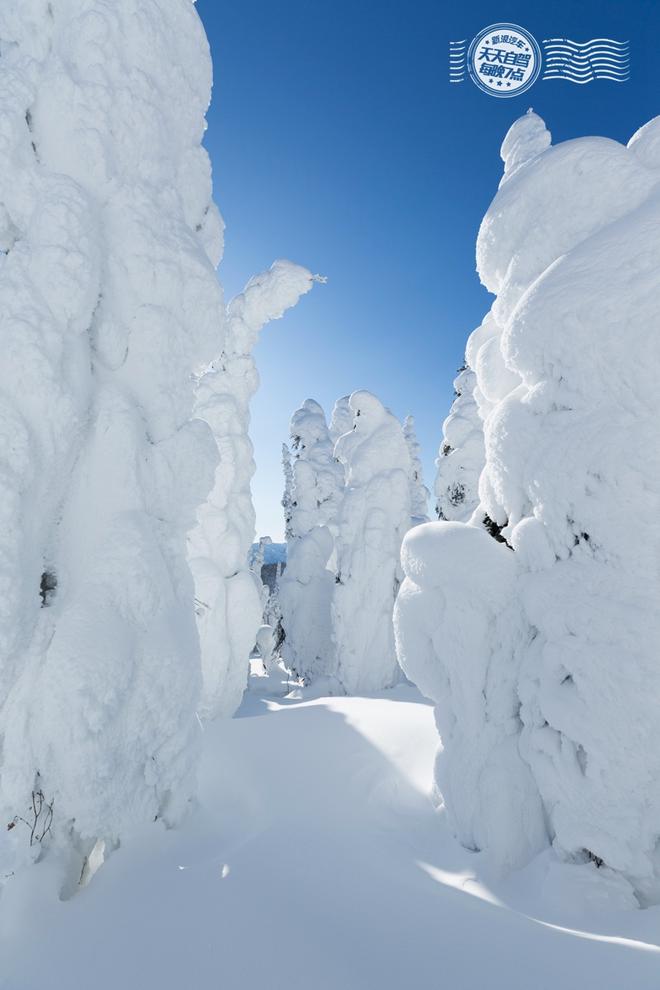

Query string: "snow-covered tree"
[[333, 391, 411, 694], [252, 537, 268, 575], [281, 442, 294, 539], [288, 400, 345, 537], [264, 561, 284, 652], [279, 399, 344, 682], [397, 109, 660, 903], [255, 624, 276, 672], [434, 364, 484, 522], [190, 262, 321, 719], [329, 394, 353, 443], [0, 0, 224, 879], [394, 522, 546, 870], [251, 535, 272, 612], [403, 415, 429, 525]]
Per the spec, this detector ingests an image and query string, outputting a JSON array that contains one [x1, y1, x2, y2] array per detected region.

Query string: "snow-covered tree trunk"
[[0, 0, 223, 877], [190, 262, 320, 718], [403, 415, 429, 525], [397, 110, 660, 902], [279, 399, 344, 683], [332, 391, 411, 694]]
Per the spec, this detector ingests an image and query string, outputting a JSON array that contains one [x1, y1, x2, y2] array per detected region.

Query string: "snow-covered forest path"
[[3, 679, 660, 990]]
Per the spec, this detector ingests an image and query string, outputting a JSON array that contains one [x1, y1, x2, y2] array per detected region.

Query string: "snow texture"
[[279, 399, 344, 682], [190, 261, 318, 719], [0, 0, 224, 876], [403, 415, 430, 525], [333, 391, 411, 694], [5, 682, 660, 990], [398, 110, 660, 901]]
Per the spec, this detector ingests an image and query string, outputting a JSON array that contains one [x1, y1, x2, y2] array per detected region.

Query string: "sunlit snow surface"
[[2, 674, 660, 989]]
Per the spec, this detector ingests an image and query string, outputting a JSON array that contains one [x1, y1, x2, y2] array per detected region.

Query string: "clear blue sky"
[[196, 0, 660, 540]]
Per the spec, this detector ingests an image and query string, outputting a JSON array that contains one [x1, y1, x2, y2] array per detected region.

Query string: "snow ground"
[[2, 675, 660, 989]]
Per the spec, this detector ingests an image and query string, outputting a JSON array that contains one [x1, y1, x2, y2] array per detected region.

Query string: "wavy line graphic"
[[542, 38, 630, 82], [449, 40, 466, 82], [543, 37, 628, 47]]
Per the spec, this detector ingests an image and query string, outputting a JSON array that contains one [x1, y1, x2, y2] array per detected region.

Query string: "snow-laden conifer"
[[434, 365, 484, 522], [279, 399, 344, 682], [403, 415, 429, 525], [190, 262, 320, 718], [333, 391, 411, 693], [281, 443, 294, 540], [397, 111, 660, 902], [0, 0, 224, 878]]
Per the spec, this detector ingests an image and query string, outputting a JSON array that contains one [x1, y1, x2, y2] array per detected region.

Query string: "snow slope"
[[3, 681, 660, 990]]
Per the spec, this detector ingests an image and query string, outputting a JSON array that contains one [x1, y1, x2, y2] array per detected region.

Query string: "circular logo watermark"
[[467, 23, 542, 98]]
